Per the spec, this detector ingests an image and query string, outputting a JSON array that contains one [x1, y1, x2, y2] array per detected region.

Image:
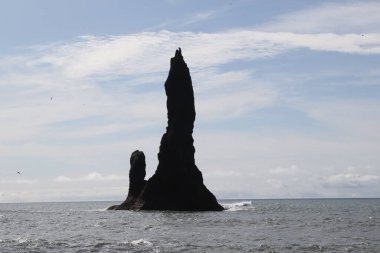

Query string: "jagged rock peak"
[[108, 49, 224, 211]]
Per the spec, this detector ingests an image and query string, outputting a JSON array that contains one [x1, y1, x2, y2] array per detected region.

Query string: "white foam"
[[16, 237, 28, 244], [94, 221, 104, 227], [86, 208, 108, 212], [131, 239, 153, 246], [222, 201, 254, 211]]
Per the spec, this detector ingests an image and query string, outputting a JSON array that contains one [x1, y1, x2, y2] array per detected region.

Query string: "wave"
[[131, 239, 153, 247], [222, 201, 255, 211], [85, 208, 108, 212], [16, 237, 28, 244]]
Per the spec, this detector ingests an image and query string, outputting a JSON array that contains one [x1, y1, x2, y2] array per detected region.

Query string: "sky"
[[1, 0, 380, 202]]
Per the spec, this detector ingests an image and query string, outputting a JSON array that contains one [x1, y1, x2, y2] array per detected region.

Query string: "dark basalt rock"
[[108, 150, 146, 210], [109, 48, 223, 211]]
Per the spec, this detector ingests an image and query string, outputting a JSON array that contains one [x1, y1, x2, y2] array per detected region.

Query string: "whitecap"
[[131, 239, 153, 246], [222, 201, 255, 211], [16, 237, 28, 244], [94, 221, 103, 227], [86, 207, 108, 212]]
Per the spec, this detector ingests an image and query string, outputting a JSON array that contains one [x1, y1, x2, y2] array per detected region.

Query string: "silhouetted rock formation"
[[108, 150, 146, 210], [108, 48, 223, 211]]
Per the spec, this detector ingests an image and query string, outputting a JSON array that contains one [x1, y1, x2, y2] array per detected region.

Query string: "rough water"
[[0, 199, 379, 252]]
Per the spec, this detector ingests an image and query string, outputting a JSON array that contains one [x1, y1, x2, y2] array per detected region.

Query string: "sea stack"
[[109, 48, 223, 211]]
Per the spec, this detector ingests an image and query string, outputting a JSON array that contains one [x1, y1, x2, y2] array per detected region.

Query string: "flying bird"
[[17, 171, 21, 175]]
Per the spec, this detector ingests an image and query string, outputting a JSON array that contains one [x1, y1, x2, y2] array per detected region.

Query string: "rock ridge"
[[108, 48, 223, 211]]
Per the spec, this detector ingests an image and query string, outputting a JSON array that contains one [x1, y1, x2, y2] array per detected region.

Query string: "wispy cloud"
[[4, 30, 379, 81], [53, 172, 127, 182], [1, 29, 378, 141], [175, 10, 219, 28], [269, 165, 298, 175], [322, 173, 380, 188], [258, 1, 380, 33], [0, 185, 129, 203], [293, 98, 380, 140], [146, 8, 222, 31], [0, 178, 38, 184]]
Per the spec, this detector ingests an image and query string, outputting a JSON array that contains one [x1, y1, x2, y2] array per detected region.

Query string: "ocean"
[[0, 199, 379, 252]]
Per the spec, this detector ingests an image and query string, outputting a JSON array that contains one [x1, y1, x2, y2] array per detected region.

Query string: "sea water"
[[0, 199, 379, 252]]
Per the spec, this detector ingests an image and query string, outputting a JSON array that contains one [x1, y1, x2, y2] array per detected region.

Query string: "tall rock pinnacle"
[[108, 48, 223, 211]]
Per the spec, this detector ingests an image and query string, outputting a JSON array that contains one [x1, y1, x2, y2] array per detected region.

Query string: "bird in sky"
[[17, 171, 21, 175]]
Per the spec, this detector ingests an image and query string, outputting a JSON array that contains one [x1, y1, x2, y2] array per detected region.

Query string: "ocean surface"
[[0, 199, 379, 252]]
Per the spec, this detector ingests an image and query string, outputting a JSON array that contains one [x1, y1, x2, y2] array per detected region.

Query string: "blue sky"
[[1, 0, 380, 202]]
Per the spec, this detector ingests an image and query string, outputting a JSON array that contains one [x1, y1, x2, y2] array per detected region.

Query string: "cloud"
[[53, 176, 72, 182], [81, 172, 126, 182], [196, 129, 380, 197], [0, 186, 129, 203], [0, 178, 38, 184], [53, 172, 127, 183], [269, 165, 298, 175], [146, 6, 223, 31], [294, 98, 380, 140], [1, 29, 378, 142], [266, 178, 287, 189], [205, 170, 242, 177], [322, 173, 380, 188], [175, 10, 219, 28], [1, 174, 129, 203], [4, 30, 379, 80], [192, 69, 253, 92], [197, 86, 277, 120], [259, 1, 380, 33]]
